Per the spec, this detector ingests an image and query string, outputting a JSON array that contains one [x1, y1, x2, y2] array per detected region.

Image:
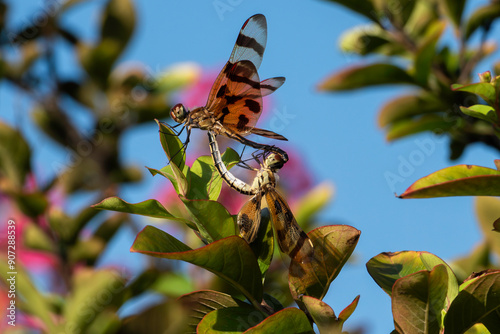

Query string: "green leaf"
[[0, 121, 31, 188], [197, 306, 263, 333], [440, 0, 466, 28], [452, 83, 496, 107], [289, 225, 360, 300], [398, 164, 500, 198], [131, 226, 263, 302], [244, 308, 314, 333], [413, 21, 445, 86], [393, 265, 449, 334], [249, 208, 274, 279], [378, 94, 447, 127], [156, 119, 185, 171], [460, 105, 497, 123], [146, 165, 188, 196], [405, 1, 440, 39], [475, 197, 500, 259], [302, 296, 342, 334], [80, 0, 135, 86], [181, 197, 236, 242], [339, 24, 399, 56], [64, 268, 126, 333], [318, 63, 416, 91], [322, 0, 378, 22], [151, 273, 194, 297], [444, 272, 500, 333], [92, 196, 193, 226], [386, 115, 456, 141], [177, 290, 250, 333], [0, 262, 57, 332], [464, 3, 500, 40], [156, 120, 189, 196], [187, 148, 240, 201], [366, 251, 458, 307]]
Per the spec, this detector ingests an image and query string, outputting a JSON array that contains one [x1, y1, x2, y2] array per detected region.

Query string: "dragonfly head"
[[265, 153, 285, 172], [170, 103, 189, 123]]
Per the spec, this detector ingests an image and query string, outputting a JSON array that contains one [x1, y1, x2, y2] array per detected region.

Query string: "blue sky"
[[2, 0, 500, 333]]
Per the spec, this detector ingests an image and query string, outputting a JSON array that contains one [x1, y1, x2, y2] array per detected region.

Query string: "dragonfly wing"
[[238, 193, 262, 243], [229, 14, 267, 70], [265, 189, 314, 262]]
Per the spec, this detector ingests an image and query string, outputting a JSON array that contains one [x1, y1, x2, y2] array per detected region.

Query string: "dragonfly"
[[207, 130, 314, 263], [170, 14, 289, 162]]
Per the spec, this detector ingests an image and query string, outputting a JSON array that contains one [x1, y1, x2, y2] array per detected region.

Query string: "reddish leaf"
[[131, 226, 263, 302], [289, 225, 360, 300], [399, 164, 500, 198]]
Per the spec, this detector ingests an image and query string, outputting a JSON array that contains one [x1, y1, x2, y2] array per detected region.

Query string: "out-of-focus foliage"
[[320, 1, 500, 332], [320, 0, 500, 160]]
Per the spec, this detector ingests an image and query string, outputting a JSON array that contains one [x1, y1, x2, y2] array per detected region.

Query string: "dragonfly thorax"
[[170, 103, 189, 123], [264, 153, 285, 172]]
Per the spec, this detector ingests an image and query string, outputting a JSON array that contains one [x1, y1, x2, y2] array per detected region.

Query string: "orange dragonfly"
[[207, 131, 314, 263], [171, 14, 289, 161]]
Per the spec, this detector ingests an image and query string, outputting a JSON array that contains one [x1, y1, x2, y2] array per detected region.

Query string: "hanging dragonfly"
[[170, 14, 289, 161], [207, 131, 314, 263]]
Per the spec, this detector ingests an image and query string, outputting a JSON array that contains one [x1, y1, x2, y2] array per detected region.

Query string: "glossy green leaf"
[[460, 105, 497, 123], [367, 251, 458, 307], [322, 0, 378, 22], [441, 0, 466, 28], [386, 115, 456, 141], [156, 119, 185, 171], [294, 182, 334, 226], [0, 262, 57, 332], [187, 148, 240, 201], [91, 196, 193, 226], [181, 197, 236, 242], [444, 272, 500, 333], [197, 306, 264, 333], [464, 3, 500, 40], [244, 308, 314, 333], [177, 290, 250, 333], [318, 63, 415, 91], [378, 94, 446, 127], [0, 121, 31, 188], [475, 197, 500, 258], [156, 120, 189, 195], [289, 225, 360, 300], [64, 268, 126, 333], [131, 226, 263, 301], [249, 208, 274, 279], [399, 164, 500, 198], [393, 265, 449, 334], [452, 83, 496, 107], [302, 296, 342, 334], [464, 323, 492, 334]]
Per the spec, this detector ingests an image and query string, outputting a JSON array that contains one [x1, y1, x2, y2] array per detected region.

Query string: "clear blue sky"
[[2, 0, 500, 333]]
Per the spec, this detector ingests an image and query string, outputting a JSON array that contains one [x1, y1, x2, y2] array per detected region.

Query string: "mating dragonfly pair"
[[170, 14, 314, 263]]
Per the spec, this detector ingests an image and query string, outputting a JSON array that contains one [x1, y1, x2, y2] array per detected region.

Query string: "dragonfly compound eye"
[[170, 104, 187, 123], [266, 153, 285, 171]]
